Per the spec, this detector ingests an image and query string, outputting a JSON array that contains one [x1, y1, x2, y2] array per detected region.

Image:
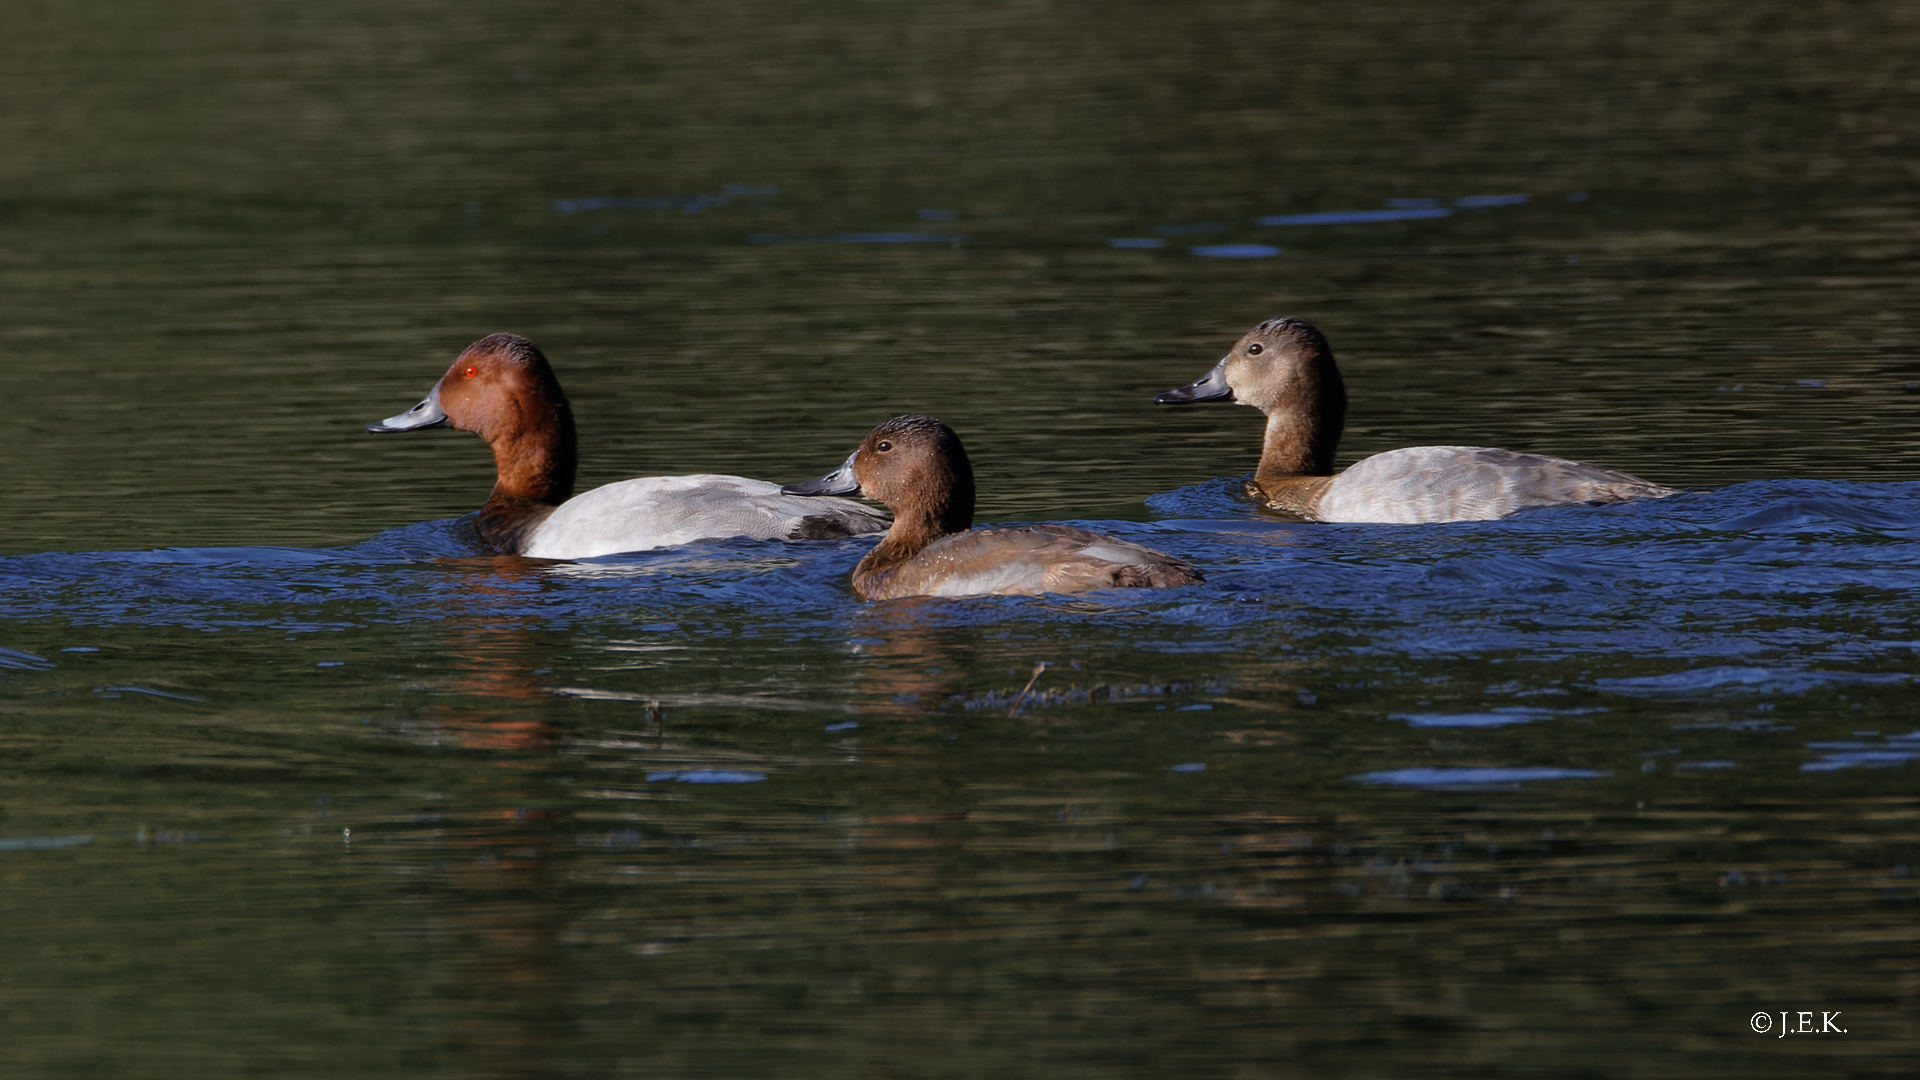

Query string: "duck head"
[[1154, 317, 1346, 476], [785, 414, 975, 537], [368, 333, 579, 528], [369, 333, 573, 442]]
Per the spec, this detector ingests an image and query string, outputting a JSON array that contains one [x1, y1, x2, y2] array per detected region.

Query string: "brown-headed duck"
[[1154, 317, 1673, 523], [783, 415, 1203, 599], [368, 333, 889, 558]]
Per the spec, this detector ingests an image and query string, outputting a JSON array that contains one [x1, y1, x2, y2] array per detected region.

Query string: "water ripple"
[[0, 481, 1915, 701]]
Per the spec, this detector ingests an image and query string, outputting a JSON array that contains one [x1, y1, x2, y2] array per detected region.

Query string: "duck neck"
[[854, 466, 974, 597], [1252, 381, 1345, 488], [477, 399, 578, 554]]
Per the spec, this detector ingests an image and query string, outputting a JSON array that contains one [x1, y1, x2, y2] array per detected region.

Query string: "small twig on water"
[[1008, 662, 1051, 717]]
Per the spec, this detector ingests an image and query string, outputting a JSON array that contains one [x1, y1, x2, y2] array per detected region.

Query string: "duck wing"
[[867, 524, 1203, 599], [523, 474, 889, 559], [1308, 446, 1672, 524]]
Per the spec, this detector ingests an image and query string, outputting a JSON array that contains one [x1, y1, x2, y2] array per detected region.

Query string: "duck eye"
[[876, 440, 893, 452], [1246, 343, 1264, 356], [464, 365, 478, 378]]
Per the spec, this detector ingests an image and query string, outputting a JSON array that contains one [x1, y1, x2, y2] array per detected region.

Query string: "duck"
[[1153, 317, 1673, 523], [367, 333, 890, 558], [782, 414, 1203, 599]]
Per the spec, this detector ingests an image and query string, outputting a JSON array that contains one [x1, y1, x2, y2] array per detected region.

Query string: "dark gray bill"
[[1152, 357, 1233, 404], [367, 385, 449, 433], [782, 451, 861, 497]]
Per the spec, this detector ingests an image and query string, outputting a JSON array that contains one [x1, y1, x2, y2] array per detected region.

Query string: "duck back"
[[855, 523, 1203, 599], [1287, 446, 1674, 524], [524, 474, 889, 559]]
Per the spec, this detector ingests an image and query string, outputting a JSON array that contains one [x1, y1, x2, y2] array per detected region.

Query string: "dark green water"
[[2, 2, 1918, 1075]]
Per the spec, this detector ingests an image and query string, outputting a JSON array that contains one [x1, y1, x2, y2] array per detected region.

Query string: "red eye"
[[464, 365, 478, 378]]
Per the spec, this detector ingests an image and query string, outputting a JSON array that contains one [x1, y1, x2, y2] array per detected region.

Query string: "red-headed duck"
[[1154, 317, 1673, 523], [368, 333, 889, 558], [783, 415, 1203, 599]]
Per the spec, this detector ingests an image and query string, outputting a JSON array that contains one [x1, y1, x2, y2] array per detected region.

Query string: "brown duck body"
[[785, 415, 1203, 600], [854, 522, 1202, 600], [1156, 317, 1673, 523]]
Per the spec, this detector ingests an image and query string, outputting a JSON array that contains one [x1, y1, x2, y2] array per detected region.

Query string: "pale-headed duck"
[[783, 415, 1203, 599], [368, 333, 889, 558], [1154, 317, 1673, 523]]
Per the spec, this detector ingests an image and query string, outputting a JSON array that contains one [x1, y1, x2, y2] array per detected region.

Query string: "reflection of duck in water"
[[1154, 317, 1673, 523], [784, 415, 1203, 599], [368, 333, 889, 557]]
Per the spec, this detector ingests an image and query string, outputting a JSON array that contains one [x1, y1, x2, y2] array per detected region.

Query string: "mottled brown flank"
[[1244, 475, 1337, 519], [786, 514, 881, 541], [1108, 560, 1204, 590], [852, 524, 1202, 600], [478, 496, 560, 553]]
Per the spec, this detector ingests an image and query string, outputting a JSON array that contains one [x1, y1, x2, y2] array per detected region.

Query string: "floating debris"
[[1008, 662, 1051, 716], [957, 678, 1225, 714]]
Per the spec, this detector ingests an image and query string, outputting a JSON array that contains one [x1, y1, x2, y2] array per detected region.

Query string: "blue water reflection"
[[1593, 666, 1909, 698], [554, 184, 778, 215], [645, 769, 768, 784], [1253, 194, 1531, 227], [1350, 767, 1611, 788], [0, 646, 50, 670], [8, 480, 1920, 678], [1391, 708, 1560, 727], [748, 232, 965, 244], [1255, 207, 1452, 226], [1802, 731, 1920, 771], [1190, 243, 1281, 259], [0, 834, 93, 853]]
